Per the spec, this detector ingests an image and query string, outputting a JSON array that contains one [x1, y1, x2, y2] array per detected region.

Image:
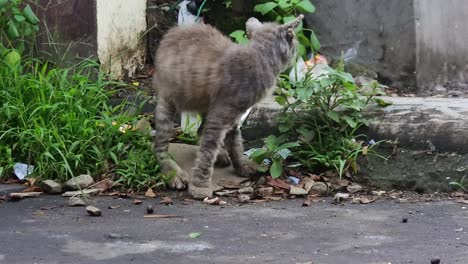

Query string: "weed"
[[0, 55, 166, 189]]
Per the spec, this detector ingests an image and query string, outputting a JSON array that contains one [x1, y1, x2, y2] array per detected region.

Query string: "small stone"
[[238, 194, 250, 204], [257, 187, 274, 197], [332, 193, 350, 203], [146, 205, 154, 214], [68, 197, 86, 206], [401, 218, 408, 223], [310, 182, 328, 195], [289, 186, 308, 196], [65, 174, 94, 190], [346, 184, 363, 194], [41, 180, 63, 194], [431, 258, 441, 264], [256, 176, 267, 186], [238, 187, 254, 194], [86, 206, 102, 217], [62, 189, 101, 197]]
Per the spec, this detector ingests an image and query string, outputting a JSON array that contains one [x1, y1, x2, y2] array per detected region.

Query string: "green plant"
[[450, 176, 467, 192], [249, 135, 299, 178], [271, 61, 389, 176], [0, 56, 166, 189], [253, 0, 319, 56], [0, 0, 39, 54]]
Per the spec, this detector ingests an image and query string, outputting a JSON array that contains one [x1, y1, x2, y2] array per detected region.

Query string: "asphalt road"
[[1, 188, 467, 264]]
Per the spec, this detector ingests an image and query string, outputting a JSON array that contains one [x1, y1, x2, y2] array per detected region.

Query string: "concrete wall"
[[415, 0, 468, 91], [33, 0, 97, 66], [96, 0, 147, 79]]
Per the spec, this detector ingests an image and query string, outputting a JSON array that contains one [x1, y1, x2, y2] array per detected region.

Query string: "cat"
[[153, 14, 304, 199]]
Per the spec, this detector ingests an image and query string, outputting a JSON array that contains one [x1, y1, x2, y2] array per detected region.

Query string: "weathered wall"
[[415, 0, 468, 92], [33, 0, 97, 66], [305, 0, 417, 92], [96, 0, 148, 79]]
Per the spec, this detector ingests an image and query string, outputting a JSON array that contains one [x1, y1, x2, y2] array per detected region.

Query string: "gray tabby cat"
[[153, 14, 304, 199]]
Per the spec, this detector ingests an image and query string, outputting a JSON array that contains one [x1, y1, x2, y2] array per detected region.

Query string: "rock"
[[68, 197, 86, 206], [86, 206, 102, 217], [256, 176, 267, 186], [41, 180, 63, 194], [309, 182, 328, 195], [65, 174, 94, 190], [332, 193, 350, 203], [134, 118, 150, 132], [238, 194, 250, 204], [146, 205, 154, 214], [289, 186, 308, 196], [431, 258, 441, 264], [62, 188, 101, 197], [238, 187, 254, 194], [346, 184, 363, 194], [257, 187, 274, 197]]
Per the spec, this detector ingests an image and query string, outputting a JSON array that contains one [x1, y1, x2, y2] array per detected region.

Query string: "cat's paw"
[[161, 159, 189, 190]]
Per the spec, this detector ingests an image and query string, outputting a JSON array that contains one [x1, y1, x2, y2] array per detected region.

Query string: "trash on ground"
[[188, 232, 201, 239], [287, 176, 300, 185], [13, 163, 34, 180]]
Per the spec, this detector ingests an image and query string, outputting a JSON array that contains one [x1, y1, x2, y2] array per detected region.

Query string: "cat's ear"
[[246, 17, 262, 38], [281, 14, 304, 37]]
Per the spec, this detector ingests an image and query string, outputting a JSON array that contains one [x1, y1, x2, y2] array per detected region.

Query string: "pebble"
[[86, 206, 102, 217], [346, 184, 363, 194], [430, 258, 441, 264], [238, 194, 250, 204], [64, 174, 94, 190], [146, 205, 154, 214], [41, 180, 63, 194], [68, 197, 86, 206], [310, 182, 328, 195], [401, 217, 408, 223]]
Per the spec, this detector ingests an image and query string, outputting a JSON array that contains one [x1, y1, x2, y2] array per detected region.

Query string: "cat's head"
[[246, 14, 304, 68]]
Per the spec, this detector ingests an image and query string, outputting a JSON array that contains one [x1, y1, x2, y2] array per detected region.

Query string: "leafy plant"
[[0, 56, 166, 189], [249, 135, 299, 178], [270, 60, 389, 176], [253, 0, 319, 56], [0, 0, 40, 54], [450, 176, 467, 192]]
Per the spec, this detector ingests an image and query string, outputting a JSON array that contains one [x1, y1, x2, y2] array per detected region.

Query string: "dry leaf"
[[458, 199, 468, 205], [27, 177, 38, 186], [267, 177, 290, 190], [94, 179, 114, 192], [452, 192, 465, 197], [143, 214, 182, 218], [145, 188, 157, 198], [22, 186, 42, 193], [108, 205, 120, 209], [132, 199, 143, 205], [160, 196, 173, 205], [203, 197, 226, 205], [360, 196, 378, 204], [220, 180, 241, 189]]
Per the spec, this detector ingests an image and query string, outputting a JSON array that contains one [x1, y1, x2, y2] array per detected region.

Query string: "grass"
[[0, 55, 168, 190]]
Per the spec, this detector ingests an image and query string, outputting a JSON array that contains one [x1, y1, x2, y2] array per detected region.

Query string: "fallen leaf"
[[33, 210, 46, 216], [26, 177, 38, 186], [458, 199, 468, 205], [94, 179, 114, 192], [0, 195, 6, 202], [22, 186, 42, 193], [143, 214, 182, 218], [203, 197, 226, 205], [289, 186, 308, 196], [132, 82, 140, 86], [332, 192, 350, 203], [182, 198, 195, 205], [362, 146, 368, 155], [132, 199, 143, 205], [145, 188, 157, 198], [303, 197, 320, 206], [108, 205, 120, 209], [360, 196, 378, 204], [160, 196, 173, 205], [267, 177, 290, 190], [307, 173, 322, 181], [188, 232, 201, 239], [452, 192, 465, 197]]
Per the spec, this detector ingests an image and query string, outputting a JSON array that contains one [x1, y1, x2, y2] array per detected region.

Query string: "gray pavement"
[[1, 190, 467, 264]]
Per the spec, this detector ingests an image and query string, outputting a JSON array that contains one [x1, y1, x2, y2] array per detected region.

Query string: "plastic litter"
[[288, 176, 300, 185], [13, 163, 34, 180]]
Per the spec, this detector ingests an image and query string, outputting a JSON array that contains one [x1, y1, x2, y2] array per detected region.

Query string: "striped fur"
[[153, 15, 304, 199]]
